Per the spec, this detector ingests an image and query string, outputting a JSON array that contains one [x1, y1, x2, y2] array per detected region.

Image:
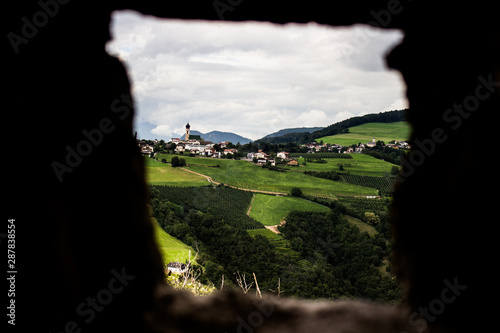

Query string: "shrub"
[[291, 187, 303, 197], [171, 156, 180, 167]]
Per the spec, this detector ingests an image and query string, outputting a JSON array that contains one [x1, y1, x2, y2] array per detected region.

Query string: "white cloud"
[[107, 11, 406, 141], [296, 110, 329, 127], [150, 124, 172, 137]]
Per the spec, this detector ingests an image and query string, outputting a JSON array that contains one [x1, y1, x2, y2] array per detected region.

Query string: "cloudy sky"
[[106, 10, 407, 141]]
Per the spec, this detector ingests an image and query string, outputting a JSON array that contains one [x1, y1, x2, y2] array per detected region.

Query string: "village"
[[137, 122, 410, 167]]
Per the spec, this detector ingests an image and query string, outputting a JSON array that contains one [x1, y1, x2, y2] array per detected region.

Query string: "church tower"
[[185, 122, 191, 141]]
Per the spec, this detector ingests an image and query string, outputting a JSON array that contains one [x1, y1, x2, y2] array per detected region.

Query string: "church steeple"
[[185, 122, 191, 141]]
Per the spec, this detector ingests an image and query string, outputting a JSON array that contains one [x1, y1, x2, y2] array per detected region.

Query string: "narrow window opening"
[[107, 10, 408, 303]]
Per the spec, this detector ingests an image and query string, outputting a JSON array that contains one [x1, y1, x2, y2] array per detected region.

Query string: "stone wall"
[[5, 1, 498, 332]]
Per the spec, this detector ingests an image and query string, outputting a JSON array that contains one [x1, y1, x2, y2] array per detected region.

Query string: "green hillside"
[[146, 153, 396, 198], [145, 157, 209, 186], [297, 153, 397, 177], [184, 157, 378, 197], [249, 194, 331, 226], [146, 151, 401, 301], [316, 121, 411, 146], [152, 218, 194, 265]]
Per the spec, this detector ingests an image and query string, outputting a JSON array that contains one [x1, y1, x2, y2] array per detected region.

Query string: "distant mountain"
[[181, 130, 253, 144], [259, 127, 324, 140]]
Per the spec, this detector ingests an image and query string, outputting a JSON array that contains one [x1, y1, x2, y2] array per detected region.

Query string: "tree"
[[291, 187, 302, 197], [171, 156, 180, 167], [364, 212, 381, 226]]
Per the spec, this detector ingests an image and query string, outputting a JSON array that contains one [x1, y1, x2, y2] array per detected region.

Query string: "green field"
[[145, 157, 209, 186], [297, 153, 397, 177], [152, 218, 194, 265], [249, 194, 331, 226], [181, 157, 377, 197], [145, 152, 400, 197], [316, 121, 411, 146], [145, 154, 394, 198]]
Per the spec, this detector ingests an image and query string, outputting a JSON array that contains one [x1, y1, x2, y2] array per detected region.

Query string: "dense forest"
[[361, 144, 407, 165], [149, 185, 401, 303], [278, 211, 401, 301]]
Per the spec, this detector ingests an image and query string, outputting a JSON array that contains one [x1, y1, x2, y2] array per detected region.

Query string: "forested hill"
[[259, 127, 324, 140], [312, 109, 406, 139], [256, 109, 407, 144]]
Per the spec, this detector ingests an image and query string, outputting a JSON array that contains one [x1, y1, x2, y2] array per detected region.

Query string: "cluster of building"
[[171, 123, 234, 157], [138, 123, 239, 158], [246, 150, 299, 166], [300, 138, 409, 154]]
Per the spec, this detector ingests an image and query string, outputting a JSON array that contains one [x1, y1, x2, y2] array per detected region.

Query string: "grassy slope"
[[316, 121, 411, 146], [182, 157, 377, 197], [152, 218, 194, 265], [145, 157, 209, 186], [297, 153, 398, 177], [249, 194, 331, 226], [145, 152, 396, 196], [344, 215, 377, 237]]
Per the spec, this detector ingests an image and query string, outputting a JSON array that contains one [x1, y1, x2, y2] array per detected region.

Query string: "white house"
[[366, 138, 377, 148], [223, 148, 238, 155], [277, 152, 290, 159], [175, 144, 185, 152], [202, 148, 216, 156], [185, 143, 207, 153], [167, 262, 188, 274], [139, 144, 153, 155], [255, 150, 270, 160]]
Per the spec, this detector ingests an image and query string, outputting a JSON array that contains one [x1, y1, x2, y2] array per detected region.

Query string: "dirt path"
[[246, 194, 255, 216], [180, 167, 220, 185], [180, 167, 288, 196], [265, 225, 280, 234]]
